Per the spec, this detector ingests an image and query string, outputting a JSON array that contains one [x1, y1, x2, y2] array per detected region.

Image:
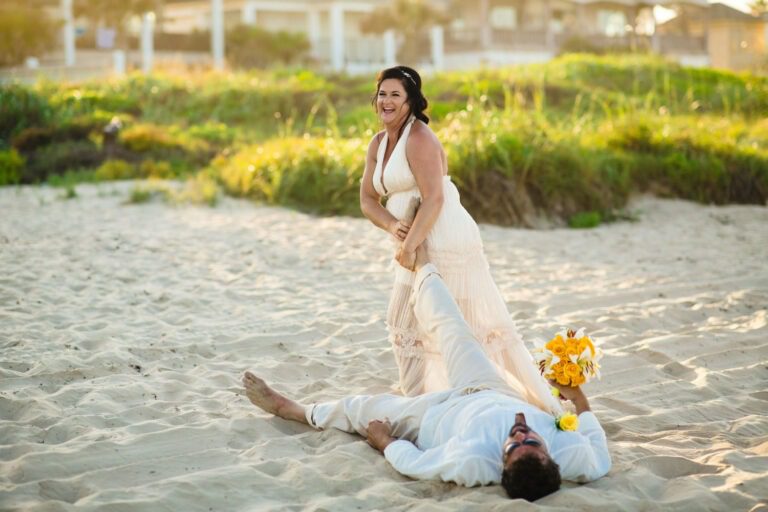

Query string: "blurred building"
[[657, 2, 768, 70], [155, 0, 767, 72], [4, 0, 767, 78]]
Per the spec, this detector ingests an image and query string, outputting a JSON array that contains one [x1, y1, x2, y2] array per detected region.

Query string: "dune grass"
[[2, 54, 766, 225]]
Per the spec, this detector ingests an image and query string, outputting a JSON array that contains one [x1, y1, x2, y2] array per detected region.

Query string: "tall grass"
[[2, 54, 767, 224]]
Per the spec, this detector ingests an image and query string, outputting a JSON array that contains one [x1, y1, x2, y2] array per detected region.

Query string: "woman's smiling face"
[[376, 78, 410, 127]]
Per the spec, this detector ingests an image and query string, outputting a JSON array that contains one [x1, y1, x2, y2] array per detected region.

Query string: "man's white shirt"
[[383, 389, 611, 486]]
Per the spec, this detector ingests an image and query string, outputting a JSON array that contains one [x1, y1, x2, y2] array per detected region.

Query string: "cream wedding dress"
[[373, 116, 562, 414]]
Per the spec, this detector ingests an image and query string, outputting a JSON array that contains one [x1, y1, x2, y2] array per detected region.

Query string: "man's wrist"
[[377, 436, 396, 452], [573, 395, 591, 414]]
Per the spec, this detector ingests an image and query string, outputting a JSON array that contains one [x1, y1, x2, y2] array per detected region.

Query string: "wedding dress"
[[373, 116, 562, 414]]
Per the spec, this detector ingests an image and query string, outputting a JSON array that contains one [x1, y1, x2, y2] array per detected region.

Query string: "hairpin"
[[400, 69, 417, 86]]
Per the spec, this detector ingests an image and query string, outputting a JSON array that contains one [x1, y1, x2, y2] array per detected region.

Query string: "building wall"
[[709, 20, 766, 71]]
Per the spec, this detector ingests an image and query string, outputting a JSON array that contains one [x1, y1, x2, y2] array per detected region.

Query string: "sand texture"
[[1, 183, 767, 511]]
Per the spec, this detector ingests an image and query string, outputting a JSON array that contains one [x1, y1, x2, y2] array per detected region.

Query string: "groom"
[[243, 245, 611, 501]]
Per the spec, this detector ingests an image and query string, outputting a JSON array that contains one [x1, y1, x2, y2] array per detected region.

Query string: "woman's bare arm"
[[360, 132, 409, 239], [397, 125, 445, 266]]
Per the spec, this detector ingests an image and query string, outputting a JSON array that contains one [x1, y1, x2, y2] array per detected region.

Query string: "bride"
[[360, 65, 561, 414]]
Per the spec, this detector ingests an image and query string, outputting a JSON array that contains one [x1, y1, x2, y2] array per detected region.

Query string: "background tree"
[[750, 1, 768, 14], [226, 26, 310, 69], [0, 1, 60, 67], [360, 0, 450, 65]]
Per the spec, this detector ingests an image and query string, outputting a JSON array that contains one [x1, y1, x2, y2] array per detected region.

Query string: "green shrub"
[[61, 184, 78, 200], [212, 136, 365, 215], [0, 85, 53, 146], [568, 211, 602, 228], [12, 117, 100, 153], [95, 159, 137, 181], [119, 123, 211, 165], [138, 159, 174, 179], [119, 123, 178, 152], [186, 122, 237, 145], [174, 173, 219, 207], [47, 169, 97, 187], [606, 116, 768, 204], [47, 87, 140, 117], [127, 186, 155, 204], [23, 140, 103, 183], [0, 148, 24, 185]]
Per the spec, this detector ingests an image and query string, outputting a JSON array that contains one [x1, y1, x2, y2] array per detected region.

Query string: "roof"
[[658, 2, 764, 26], [708, 2, 764, 21]]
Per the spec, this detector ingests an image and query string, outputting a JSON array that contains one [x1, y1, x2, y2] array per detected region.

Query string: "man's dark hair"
[[501, 453, 562, 501]]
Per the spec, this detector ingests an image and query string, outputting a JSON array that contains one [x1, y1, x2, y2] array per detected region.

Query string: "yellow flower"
[[556, 373, 571, 386], [546, 335, 564, 350], [565, 362, 582, 378], [571, 373, 586, 386], [566, 339, 581, 356], [547, 336, 567, 358], [579, 336, 595, 357], [556, 413, 579, 431]]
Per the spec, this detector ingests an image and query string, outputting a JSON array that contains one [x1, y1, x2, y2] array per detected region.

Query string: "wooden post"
[[211, 0, 225, 70]]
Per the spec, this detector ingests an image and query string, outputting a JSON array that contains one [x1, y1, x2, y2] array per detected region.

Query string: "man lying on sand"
[[243, 245, 611, 501]]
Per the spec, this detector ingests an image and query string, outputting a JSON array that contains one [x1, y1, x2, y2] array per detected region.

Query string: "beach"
[[1, 182, 766, 511]]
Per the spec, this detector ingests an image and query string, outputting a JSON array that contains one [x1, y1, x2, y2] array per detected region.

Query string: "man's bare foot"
[[414, 242, 429, 271], [243, 371, 308, 424]]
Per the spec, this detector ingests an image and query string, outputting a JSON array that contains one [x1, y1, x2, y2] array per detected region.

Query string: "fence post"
[[62, 0, 76, 66], [430, 25, 444, 71], [141, 12, 155, 74], [211, 0, 225, 70], [384, 30, 396, 66]]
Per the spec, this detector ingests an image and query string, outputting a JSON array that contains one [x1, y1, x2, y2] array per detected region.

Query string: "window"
[[490, 7, 517, 30], [597, 10, 627, 37]]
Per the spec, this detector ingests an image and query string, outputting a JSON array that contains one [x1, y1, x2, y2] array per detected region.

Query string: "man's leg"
[[411, 248, 510, 392], [243, 371, 448, 441], [309, 390, 449, 441], [243, 371, 308, 423]]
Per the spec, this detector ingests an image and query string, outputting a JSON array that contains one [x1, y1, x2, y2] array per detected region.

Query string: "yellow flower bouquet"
[[534, 328, 602, 387]]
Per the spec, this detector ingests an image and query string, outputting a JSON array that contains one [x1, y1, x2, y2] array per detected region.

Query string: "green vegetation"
[[1, 54, 766, 225]]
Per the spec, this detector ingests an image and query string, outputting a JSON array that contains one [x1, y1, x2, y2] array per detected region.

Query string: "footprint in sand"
[[636, 348, 697, 380], [38, 480, 94, 504], [636, 455, 721, 479]]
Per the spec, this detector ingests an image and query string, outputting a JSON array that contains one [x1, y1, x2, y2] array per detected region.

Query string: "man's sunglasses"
[[504, 438, 542, 456]]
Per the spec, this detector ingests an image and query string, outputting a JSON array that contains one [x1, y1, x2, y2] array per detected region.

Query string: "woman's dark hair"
[[372, 65, 430, 125], [501, 454, 561, 501]]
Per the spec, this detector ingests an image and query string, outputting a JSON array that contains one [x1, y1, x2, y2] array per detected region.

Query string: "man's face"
[[502, 413, 550, 469]]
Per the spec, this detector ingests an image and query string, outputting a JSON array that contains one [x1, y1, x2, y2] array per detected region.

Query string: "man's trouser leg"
[[307, 390, 453, 441], [411, 264, 510, 392]]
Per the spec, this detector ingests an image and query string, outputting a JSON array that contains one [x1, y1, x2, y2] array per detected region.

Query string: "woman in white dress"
[[360, 66, 561, 414]]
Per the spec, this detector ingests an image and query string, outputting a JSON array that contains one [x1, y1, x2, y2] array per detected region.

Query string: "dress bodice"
[[373, 116, 418, 197]]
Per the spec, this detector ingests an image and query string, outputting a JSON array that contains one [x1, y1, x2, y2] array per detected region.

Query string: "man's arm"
[[550, 384, 611, 482], [367, 420, 497, 487]]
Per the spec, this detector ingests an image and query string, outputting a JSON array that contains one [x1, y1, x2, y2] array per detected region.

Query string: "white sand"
[[1, 182, 766, 512]]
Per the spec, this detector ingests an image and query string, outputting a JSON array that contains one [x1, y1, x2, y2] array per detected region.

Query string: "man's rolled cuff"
[[410, 263, 442, 306]]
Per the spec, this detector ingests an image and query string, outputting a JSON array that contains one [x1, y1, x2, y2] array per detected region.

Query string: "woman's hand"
[[388, 219, 411, 242], [366, 420, 395, 453], [395, 246, 416, 271]]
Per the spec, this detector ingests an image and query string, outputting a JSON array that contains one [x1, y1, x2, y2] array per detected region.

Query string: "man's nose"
[[511, 430, 528, 441]]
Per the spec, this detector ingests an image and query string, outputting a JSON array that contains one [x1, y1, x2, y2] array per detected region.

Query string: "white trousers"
[[307, 264, 515, 439]]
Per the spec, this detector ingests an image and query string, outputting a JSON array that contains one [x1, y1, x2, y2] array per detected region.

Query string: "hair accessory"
[[400, 69, 417, 86]]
